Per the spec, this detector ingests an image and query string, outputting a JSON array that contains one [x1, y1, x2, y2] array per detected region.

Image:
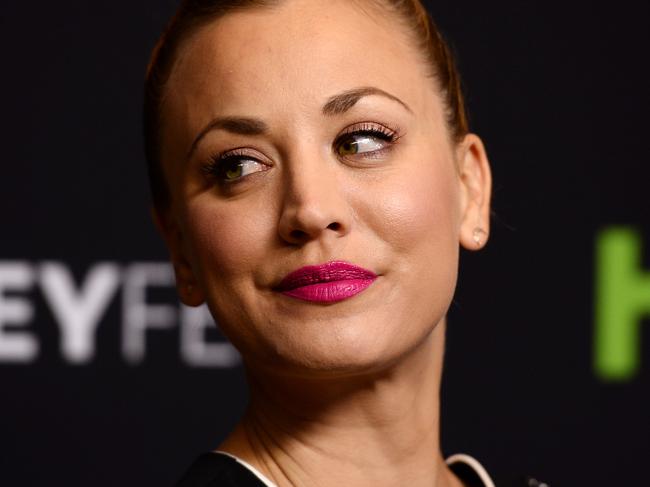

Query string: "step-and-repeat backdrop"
[[2, 1, 648, 485]]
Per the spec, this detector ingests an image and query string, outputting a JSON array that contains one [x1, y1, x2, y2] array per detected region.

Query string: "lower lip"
[[279, 278, 376, 303]]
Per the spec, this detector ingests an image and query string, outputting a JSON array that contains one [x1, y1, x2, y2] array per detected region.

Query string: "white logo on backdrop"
[[0, 261, 240, 367]]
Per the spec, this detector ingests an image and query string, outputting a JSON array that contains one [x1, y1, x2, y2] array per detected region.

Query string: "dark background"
[[1, 1, 648, 485]]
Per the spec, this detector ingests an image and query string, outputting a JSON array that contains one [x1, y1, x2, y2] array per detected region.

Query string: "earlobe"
[[180, 281, 205, 307], [457, 134, 492, 251], [151, 205, 206, 306]]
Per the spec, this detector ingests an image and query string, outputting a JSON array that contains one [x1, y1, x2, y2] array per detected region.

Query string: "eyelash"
[[334, 122, 400, 159], [201, 122, 402, 185], [201, 148, 267, 185]]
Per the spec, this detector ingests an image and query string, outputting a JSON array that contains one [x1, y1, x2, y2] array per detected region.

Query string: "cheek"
[[359, 154, 460, 263], [180, 195, 273, 285], [356, 148, 461, 339], [339, 151, 462, 361]]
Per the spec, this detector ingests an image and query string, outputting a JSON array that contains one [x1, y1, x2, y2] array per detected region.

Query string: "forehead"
[[163, 0, 441, 146]]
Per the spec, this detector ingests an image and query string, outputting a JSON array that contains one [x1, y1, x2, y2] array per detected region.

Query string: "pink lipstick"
[[275, 261, 377, 303]]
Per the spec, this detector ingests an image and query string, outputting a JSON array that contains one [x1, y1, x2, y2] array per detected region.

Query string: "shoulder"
[[174, 452, 267, 487]]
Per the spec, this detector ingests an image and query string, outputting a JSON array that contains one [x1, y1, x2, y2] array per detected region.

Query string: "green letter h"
[[595, 227, 650, 381]]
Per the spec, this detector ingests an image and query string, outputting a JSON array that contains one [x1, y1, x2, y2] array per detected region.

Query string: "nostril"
[[290, 229, 308, 240], [285, 222, 343, 242], [327, 222, 341, 231]]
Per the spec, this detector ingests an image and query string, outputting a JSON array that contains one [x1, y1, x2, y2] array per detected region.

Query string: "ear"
[[151, 205, 205, 307], [456, 133, 492, 251]]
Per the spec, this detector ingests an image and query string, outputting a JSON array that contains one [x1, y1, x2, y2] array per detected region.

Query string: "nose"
[[277, 157, 351, 245]]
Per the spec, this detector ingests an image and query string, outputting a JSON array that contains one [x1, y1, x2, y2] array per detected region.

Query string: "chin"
[[250, 310, 438, 378]]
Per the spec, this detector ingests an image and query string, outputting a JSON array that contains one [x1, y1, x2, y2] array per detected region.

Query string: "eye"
[[337, 135, 386, 156], [334, 123, 398, 158], [202, 150, 270, 184]]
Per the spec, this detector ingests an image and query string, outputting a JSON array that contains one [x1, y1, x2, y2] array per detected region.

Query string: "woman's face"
[[158, 0, 490, 375]]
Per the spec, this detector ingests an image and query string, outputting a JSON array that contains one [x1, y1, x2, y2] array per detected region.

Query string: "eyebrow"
[[187, 117, 268, 159], [187, 86, 411, 159], [322, 86, 412, 116]]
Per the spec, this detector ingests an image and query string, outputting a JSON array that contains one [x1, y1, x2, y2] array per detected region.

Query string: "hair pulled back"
[[143, 0, 469, 210]]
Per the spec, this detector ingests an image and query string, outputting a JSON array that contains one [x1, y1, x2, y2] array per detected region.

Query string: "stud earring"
[[472, 227, 486, 248]]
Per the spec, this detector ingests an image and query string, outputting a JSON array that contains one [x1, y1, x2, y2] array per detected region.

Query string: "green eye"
[[222, 159, 265, 181], [338, 140, 359, 156], [224, 163, 243, 180], [207, 155, 269, 183], [336, 134, 388, 157]]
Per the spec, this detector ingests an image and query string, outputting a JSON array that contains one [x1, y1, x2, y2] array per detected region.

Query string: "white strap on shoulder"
[[212, 450, 278, 487], [445, 453, 496, 487]]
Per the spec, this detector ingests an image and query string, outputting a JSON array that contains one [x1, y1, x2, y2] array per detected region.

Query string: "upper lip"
[[275, 260, 377, 291]]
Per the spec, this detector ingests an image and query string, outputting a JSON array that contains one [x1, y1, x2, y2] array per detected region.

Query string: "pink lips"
[[275, 261, 377, 303]]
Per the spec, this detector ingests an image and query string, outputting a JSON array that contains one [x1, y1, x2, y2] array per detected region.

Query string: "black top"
[[174, 452, 548, 487], [175, 453, 264, 487]]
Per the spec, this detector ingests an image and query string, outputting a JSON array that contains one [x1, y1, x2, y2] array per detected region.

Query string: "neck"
[[219, 319, 463, 487]]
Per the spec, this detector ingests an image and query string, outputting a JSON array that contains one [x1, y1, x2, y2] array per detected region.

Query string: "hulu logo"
[[595, 227, 650, 381]]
